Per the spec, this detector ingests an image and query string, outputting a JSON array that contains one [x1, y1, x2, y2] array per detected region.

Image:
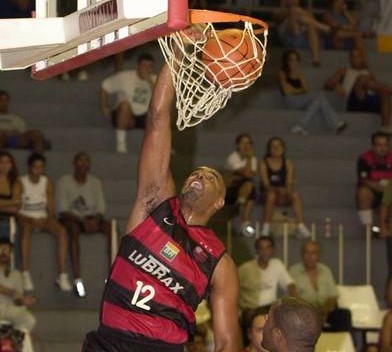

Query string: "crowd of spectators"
[[1, 0, 392, 351], [0, 148, 112, 349]]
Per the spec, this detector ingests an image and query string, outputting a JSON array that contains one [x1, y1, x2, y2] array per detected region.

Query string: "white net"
[[158, 19, 268, 130]]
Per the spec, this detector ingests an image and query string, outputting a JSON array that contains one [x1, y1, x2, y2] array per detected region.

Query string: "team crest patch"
[[160, 242, 180, 262], [193, 246, 208, 263]]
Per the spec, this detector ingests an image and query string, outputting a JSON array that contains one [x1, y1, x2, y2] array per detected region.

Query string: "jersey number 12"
[[131, 280, 155, 311]]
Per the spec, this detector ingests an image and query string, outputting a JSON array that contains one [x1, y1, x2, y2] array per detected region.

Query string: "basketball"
[[202, 29, 262, 88]]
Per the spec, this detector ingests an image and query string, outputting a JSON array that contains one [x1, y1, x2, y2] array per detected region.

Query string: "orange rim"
[[189, 9, 268, 35]]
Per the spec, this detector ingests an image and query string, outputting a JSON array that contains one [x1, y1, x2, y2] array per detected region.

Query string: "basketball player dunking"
[[82, 61, 240, 351]]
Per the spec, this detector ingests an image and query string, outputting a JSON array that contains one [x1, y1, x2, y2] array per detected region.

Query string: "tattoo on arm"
[[142, 184, 161, 217]]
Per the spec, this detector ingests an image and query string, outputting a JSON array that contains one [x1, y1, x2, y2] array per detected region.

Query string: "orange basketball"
[[202, 29, 262, 88]]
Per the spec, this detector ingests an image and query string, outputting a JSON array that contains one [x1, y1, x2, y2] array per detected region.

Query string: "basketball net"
[[158, 10, 268, 130]]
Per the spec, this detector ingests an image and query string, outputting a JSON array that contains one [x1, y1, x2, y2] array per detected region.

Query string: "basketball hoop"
[[158, 10, 268, 130]]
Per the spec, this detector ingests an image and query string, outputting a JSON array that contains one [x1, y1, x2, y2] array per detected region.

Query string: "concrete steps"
[[1, 39, 391, 350]]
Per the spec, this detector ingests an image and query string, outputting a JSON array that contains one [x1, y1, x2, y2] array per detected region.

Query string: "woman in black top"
[[279, 49, 347, 135], [259, 137, 309, 238]]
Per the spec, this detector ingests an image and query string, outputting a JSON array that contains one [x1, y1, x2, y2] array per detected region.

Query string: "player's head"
[[262, 297, 322, 352], [27, 153, 46, 177], [235, 133, 253, 156], [245, 307, 269, 352], [0, 90, 10, 114], [301, 240, 320, 270], [73, 151, 91, 175], [281, 49, 300, 73], [255, 236, 275, 263], [349, 48, 367, 69], [371, 132, 389, 157], [0, 150, 18, 184], [137, 53, 154, 80], [181, 166, 225, 217], [265, 137, 286, 158], [0, 238, 13, 265]]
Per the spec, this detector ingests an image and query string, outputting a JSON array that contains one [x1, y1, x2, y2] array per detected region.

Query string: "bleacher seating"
[[0, 32, 391, 351]]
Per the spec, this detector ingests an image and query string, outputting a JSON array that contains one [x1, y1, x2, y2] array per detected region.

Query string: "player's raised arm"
[[126, 64, 176, 232]]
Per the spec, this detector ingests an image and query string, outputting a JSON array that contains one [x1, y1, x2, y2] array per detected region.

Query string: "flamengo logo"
[[79, 0, 118, 33]]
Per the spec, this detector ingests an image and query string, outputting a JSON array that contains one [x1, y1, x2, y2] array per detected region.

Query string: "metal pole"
[[255, 221, 260, 238], [311, 222, 316, 241], [338, 224, 344, 285], [283, 223, 289, 266], [365, 225, 371, 284], [9, 216, 16, 270]]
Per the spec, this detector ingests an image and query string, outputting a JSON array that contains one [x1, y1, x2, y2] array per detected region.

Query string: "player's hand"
[[181, 24, 208, 44]]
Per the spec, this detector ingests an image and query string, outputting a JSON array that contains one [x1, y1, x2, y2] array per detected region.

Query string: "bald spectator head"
[[262, 297, 322, 352]]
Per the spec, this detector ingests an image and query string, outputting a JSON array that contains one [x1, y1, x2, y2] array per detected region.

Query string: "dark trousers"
[[325, 308, 353, 332]]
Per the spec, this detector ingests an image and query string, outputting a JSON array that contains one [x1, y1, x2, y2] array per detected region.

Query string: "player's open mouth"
[[190, 180, 203, 190]]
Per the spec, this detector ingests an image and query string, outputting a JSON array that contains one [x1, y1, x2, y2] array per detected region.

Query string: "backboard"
[[0, 0, 189, 79]]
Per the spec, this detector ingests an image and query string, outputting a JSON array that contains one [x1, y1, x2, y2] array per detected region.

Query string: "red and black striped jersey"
[[98, 197, 226, 346]]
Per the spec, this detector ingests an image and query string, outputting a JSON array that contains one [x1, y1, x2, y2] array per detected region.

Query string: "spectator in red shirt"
[[356, 132, 392, 228]]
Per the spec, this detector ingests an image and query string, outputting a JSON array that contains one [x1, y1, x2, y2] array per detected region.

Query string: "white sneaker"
[[22, 271, 34, 291], [116, 142, 128, 153], [74, 278, 87, 298], [240, 221, 256, 237], [290, 125, 308, 135], [297, 223, 311, 239], [56, 273, 72, 292]]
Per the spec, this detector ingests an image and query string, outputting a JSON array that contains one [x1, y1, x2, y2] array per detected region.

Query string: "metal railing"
[[226, 220, 376, 285]]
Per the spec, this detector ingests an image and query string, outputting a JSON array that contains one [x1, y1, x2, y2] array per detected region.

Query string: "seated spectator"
[[100, 54, 156, 153], [224, 133, 257, 237], [380, 310, 392, 352], [322, 0, 365, 51], [289, 240, 352, 332], [356, 132, 392, 229], [57, 151, 112, 297], [259, 137, 310, 238], [277, 0, 331, 66], [0, 90, 50, 152], [0, 238, 36, 338], [324, 48, 392, 132], [238, 236, 297, 315], [18, 153, 71, 292], [0, 151, 21, 239], [240, 307, 269, 352], [279, 49, 347, 135]]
